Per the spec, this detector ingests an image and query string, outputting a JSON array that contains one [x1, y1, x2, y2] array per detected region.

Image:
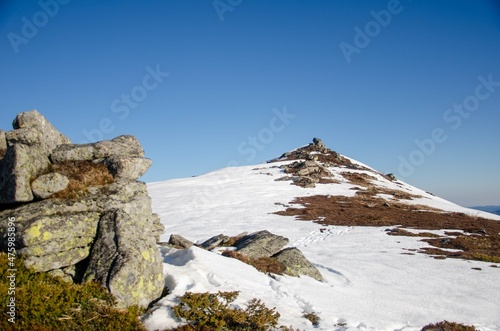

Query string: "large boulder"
[[84, 209, 164, 308], [235, 230, 289, 259], [272, 247, 324, 282]]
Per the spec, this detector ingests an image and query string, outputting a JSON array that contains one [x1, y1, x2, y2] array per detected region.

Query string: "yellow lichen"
[[141, 250, 150, 261], [26, 223, 42, 240]]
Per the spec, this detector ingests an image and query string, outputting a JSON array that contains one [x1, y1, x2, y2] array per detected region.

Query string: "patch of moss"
[[0, 253, 145, 331]]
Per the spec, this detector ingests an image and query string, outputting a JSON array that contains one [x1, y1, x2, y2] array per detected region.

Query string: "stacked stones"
[[0, 110, 164, 308]]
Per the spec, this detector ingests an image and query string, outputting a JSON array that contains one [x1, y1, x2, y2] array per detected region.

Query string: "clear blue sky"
[[1, 0, 499, 206]]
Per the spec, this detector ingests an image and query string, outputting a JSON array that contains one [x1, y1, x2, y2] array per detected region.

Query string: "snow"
[[142, 158, 500, 331]]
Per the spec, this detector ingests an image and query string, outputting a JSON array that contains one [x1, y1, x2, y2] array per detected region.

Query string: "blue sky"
[[1, 0, 499, 206]]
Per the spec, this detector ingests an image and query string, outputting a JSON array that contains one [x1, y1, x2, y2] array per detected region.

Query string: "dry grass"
[[275, 194, 500, 263], [420, 321, 478, 331], [49, 161, 114, 199], [0, 148, 5, 159], [340, 172, 377, 186], [222, 250, 285, 275]]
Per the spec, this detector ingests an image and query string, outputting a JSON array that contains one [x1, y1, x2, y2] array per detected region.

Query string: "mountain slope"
[[471, 206, 500, 216], [143, 139, 500, 331]]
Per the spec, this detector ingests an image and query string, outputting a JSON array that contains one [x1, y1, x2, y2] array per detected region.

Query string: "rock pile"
[[168, 230, 324, 282], [279, 160, 333, 188], [0, 110, 164, 308]]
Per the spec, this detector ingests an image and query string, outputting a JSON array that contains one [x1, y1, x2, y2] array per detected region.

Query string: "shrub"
[[49, 160, 114, 199], [420, 321, 478, 331], [170, 291, 280, 331], [0, 148, 5, 159], [303, 312, 320, 326], [0, 253, 145, 331], [222, 250, 285, 275]]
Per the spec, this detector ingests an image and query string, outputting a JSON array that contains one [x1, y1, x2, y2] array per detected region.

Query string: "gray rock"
[[236, 230, 289, 259], [5, 127, 39, 146], [12, 110, 71, 155], [84, 209, 164, 308], [168, 234, 194, 249], [312, 137, 328, 153], [0, 144, 51, 203], [0, 110, 71, 203], [272, 247, 324, 282], [103, 156, 152, 181], [200, 234, 229, 250], [50, 143, 95, 162], [51, 135, 145, 163], [94, 135, 145, 159], [31, 172, 69, 199]]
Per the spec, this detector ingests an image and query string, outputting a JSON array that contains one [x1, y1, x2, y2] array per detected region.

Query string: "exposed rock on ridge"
[[0, 110, 164, 308]]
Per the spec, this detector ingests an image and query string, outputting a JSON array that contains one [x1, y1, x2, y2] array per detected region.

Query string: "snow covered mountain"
[[142, 139, 500, 331]]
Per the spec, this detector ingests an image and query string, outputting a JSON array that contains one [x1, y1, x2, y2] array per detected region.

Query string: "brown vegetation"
[[222, 250, 286, 275], [275, 194, 500, 263], [49, 161, 114, 199], [420, 321, 478, 331], [0, 148, 5, 159], [168, 291, 280, 331]]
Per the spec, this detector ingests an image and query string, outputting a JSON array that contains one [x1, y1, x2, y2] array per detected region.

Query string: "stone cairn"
[[0, 110, 165, 308]]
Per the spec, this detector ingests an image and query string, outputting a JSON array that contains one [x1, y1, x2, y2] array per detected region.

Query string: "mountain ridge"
[[143, 138, 500, 331]]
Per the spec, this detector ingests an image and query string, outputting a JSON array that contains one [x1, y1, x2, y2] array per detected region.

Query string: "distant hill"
[[470, 205, 500, 215]]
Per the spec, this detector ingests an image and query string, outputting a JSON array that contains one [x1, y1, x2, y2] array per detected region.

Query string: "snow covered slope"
[[142, 141, 500, 331]]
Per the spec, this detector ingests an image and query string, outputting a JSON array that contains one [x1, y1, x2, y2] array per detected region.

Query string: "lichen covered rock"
[[272, 247, 324, 282], [0, 110, 164, 308]]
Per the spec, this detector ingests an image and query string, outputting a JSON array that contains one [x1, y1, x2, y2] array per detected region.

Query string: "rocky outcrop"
[[174, 230, 323, 282], [0, 110, 164, 308], [278, 160, 333, 188]]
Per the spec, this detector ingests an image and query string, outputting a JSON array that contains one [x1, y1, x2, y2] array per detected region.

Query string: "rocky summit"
[[0, 110, 165, 308]]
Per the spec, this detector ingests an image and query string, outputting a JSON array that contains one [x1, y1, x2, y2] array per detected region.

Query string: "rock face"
[[0, 110, 164, 308]]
